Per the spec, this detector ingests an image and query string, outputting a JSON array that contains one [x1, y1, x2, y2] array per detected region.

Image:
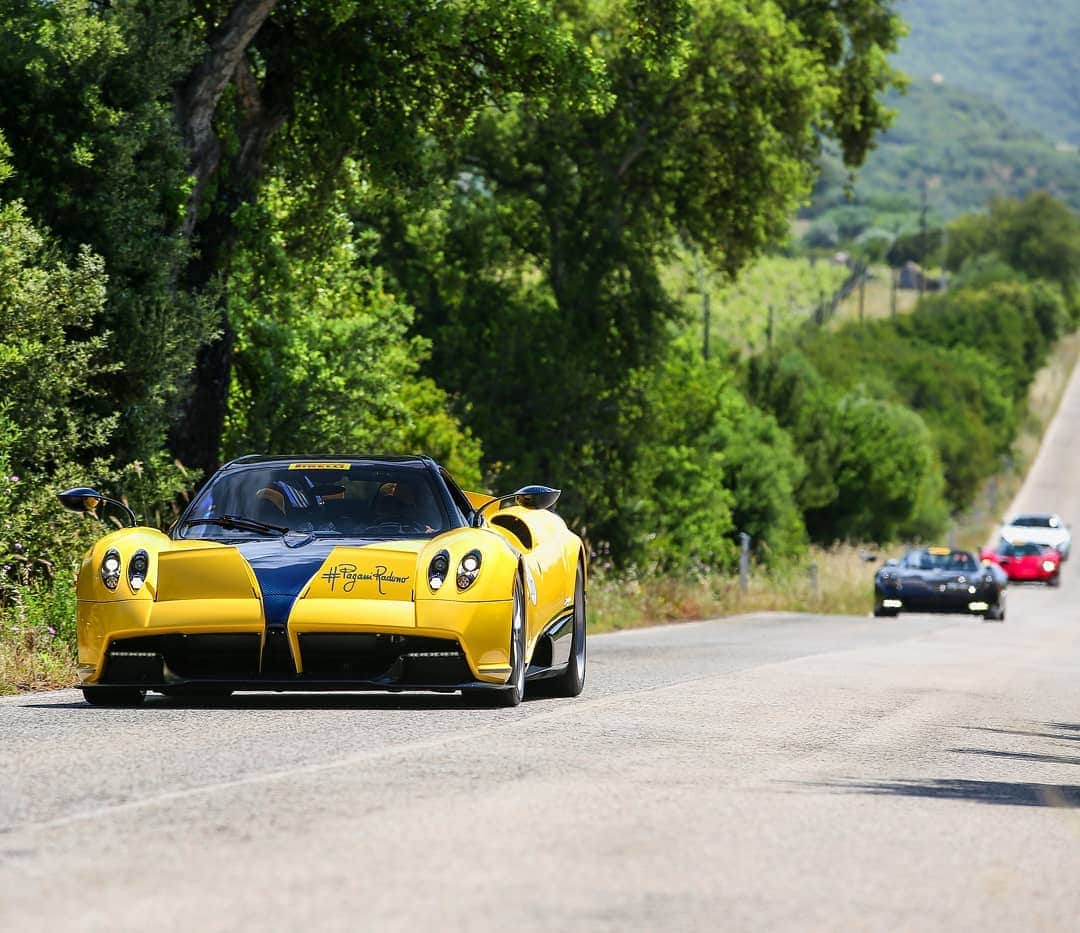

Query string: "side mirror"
[[58, 487, 104, 513], [57, 487, 137, 527], [885, 558, 899, 567], [513, 485, 561, 510]]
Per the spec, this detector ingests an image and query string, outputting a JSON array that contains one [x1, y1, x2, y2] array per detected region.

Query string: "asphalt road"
[[4, 384, 1080, 930]]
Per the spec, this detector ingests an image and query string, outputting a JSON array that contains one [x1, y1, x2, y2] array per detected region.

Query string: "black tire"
[[873, 605, 898, 618], [532, 559, 588, 698], [464, 575, 526, 707], [82, 686, 145, 707], [1048, 574, 1061, 588], [984, 601, 1006, 622]]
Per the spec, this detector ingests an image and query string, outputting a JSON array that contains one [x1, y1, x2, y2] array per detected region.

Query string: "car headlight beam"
[[457, 549, 482, 590], [100, 548, 122, 590], [1042, 560, 1056, 573]]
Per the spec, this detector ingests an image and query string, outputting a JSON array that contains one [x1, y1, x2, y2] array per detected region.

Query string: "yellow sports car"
[[59, 455, 587, 707]]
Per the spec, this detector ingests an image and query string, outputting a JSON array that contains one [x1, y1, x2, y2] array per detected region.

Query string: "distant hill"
[[894, 0, 1080, 146], [802, 80, 1080, 240]]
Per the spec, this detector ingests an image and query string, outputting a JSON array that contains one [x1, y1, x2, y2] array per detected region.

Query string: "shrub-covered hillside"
[[804, 81, 1080, 242], [895, 0, 1080, 146]]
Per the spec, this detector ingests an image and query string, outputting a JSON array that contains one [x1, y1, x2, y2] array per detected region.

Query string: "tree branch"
[[178, 0, 279, 237]]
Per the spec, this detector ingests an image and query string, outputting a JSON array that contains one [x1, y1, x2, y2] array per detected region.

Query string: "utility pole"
[[919, 179, 928, 297], [858, 264, 866, 322], [738, 532, 751, 593], [941, 221, 949, 292], [693, 247, 711, 361], [890, 266, 898, 317]]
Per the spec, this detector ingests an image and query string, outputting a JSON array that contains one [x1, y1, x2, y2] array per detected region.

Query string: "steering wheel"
[[365, 520, 427, 535]]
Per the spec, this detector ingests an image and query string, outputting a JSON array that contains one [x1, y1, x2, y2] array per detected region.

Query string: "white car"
[[999, 512, 1071, 560]]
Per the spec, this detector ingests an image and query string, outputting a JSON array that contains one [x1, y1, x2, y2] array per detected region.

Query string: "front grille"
[[298, 633, 470, 684], [102, 634, 261, 683]]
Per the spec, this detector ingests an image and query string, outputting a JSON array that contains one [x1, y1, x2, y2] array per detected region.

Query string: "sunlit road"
[[4, 382, 1080, 930]]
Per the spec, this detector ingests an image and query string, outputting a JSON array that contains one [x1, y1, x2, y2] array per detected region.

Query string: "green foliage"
[[809, 394, 943, 544], [661, 252, 850, 354], [887, 228, 942, 267], [633, 342, 806, 569], [223, 174, 483, 486], [0, 0, 215, 465], [756, 251, 1076, 543], [945, 194, 1080, 314], [745, 349, 949, 543], [0, 148, 117, 570], [374, 0, 902, 562]]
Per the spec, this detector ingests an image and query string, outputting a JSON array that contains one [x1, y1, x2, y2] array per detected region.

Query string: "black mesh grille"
[[298, 633, 470, 683], [103, 634, 261, 682]]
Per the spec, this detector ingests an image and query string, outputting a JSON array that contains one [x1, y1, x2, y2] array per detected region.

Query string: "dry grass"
[[0, 631, 77, 694], [833, 265, 919, 324], [589, 545, 876, 632], [0, 574, 78, 694]]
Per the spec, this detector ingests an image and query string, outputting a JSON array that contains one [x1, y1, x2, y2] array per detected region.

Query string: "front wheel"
[[534, 560, 587, 698], [463, 575, 526, 708], [82, 686, 145, 707], [984, 601, 1006, 622]]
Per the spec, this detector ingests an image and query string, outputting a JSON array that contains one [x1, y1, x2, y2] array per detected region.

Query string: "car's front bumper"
[[1002, 566, 1058, 582], [875, 585, 1000, 614], [82, 630, 511, 693], [77, 597, 516, 688]]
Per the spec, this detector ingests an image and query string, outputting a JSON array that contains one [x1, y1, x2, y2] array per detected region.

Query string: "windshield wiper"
[[179, 514, 288, 536]]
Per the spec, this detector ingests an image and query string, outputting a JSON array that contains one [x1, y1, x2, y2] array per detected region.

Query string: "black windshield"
[[178, 461, 453, 540], [1010, 515, 1058, 528], [904, 549, 977, 572]]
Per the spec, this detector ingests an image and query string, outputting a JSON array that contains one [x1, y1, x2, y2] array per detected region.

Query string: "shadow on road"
[[948, 747, 1080, 766], [956, 723, 1080, 743], [810, 778, 1080, 807], [20, 690, 560, 712]]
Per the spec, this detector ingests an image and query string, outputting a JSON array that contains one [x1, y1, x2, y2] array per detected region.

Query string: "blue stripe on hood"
[[235, 540, 333, 630]]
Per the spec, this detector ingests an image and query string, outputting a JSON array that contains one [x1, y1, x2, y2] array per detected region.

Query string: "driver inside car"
[[372, 481, 437, 532]]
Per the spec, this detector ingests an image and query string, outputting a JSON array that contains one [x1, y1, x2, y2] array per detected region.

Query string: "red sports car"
[[979, 540, 1062, 586]]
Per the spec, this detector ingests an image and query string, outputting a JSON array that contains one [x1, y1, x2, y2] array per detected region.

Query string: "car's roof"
[[220, 454, 436, 470], [1007, 512, 1060, 520]]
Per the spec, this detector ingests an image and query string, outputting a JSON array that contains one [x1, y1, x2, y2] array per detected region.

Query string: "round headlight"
[[1042, 560, 1056, 573], [428, 549, 450, 592], [457, 549, 483, 590], [128, 549, 150, 591], [100, 548, 122, 590]]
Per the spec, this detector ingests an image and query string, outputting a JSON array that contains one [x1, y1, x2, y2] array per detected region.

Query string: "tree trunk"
[[170, 318, 236, 477], [169, 1, 282, 474]]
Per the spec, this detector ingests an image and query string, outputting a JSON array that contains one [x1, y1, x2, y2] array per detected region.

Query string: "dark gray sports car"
[[873, 546, 1007, 620]]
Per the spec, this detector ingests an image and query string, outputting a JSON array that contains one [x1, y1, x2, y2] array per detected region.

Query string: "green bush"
[[223, 177, 483, 486], [631, 341, 807, 570], [0, 140, 121, 573], [804, 394, 945, 544]]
